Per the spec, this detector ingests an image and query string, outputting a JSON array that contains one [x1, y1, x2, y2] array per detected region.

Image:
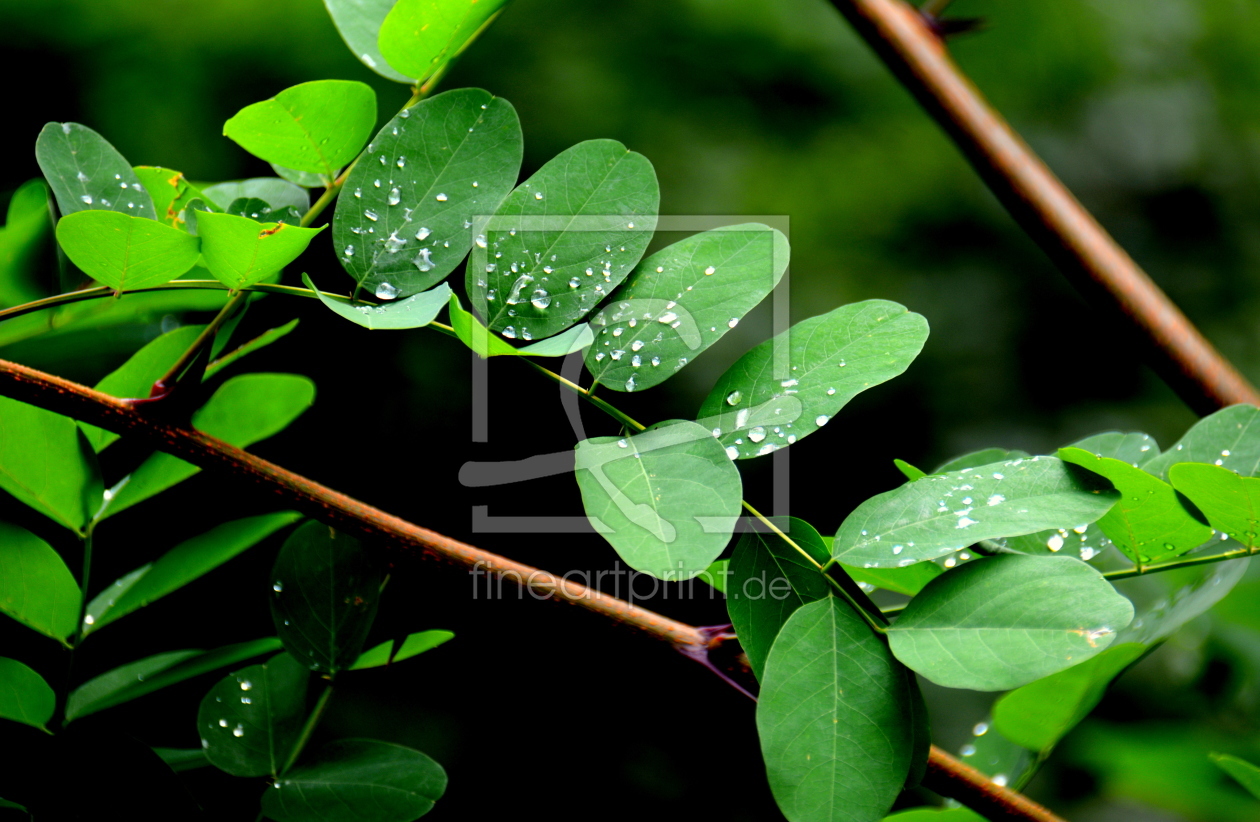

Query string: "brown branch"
[[0, 356, 1063, 822], [828, 0, 1260, 415]]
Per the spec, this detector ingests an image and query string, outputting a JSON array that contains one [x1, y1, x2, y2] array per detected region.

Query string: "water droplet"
[[399, 108, 410, 118], [530, 290, 551, 309], [375, 282, 399, 300], [631, 354, 642, 367], [727, 318, 739, 329], [272, 581, 283, 592], [956, 516, 978, 529], [80, 194, 93, 205], [1080, 546, 1098, 560], [387, 187, 401, 206], [353, 187, 362, 198], [75, 171, 89, 182], [657, 311, 678, 324], [534, 191, 544, 200], [364, 209, 379, 222], [725, 446, 740, 460], [725, 390, 742, 406], [987, 494, 1005, 506], [992, 774, 1008, 787], [232, 724, 245, 738], [892, 545, 904, 555], [630, 340, 645, 351], [973, 722, 989, 736], [815, 415, 829, 426], [415, 247, 434, 271], [618, 439, 629, 448], [568, 277, 580, 288], [610, 349, 624, 361], [502, 326, 517, 339], [374, 178, 382, 187], [748, 427, 767, 443], [612, 328, 623, 337], [343, 245, 355, 257], [960, 744, 976, 757], [218, 718, 228, 728], [704, 266, 716, 275], [435, 193, 448, 202], [475, 234, 488, 249], [650, 356, 661, 366]]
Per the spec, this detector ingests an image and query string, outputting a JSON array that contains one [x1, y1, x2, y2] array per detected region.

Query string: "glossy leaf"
[[262, 738, 447, 821], [201, 178, 309, 215], [884, 810, 985, 822], [1114, 557, 1248, 645], [153, 748, 211, 773], [1212, 753, 1260, 800], [225, 81, 377, 176], [887, 554, 1134, 691], [992, 642, 1145, 752], [574, 420, 742, 580], [104, 374, 315, 517], [757, 597, 913, 822], [0, 179, 52, 306], [35, 122, 155, 219], [1060, 446, 1212, 564], [1143, 404, 1260, 480], [55, 210, 201, 292], [842, 562, 942, 597], [0, 521, 79, 643], [197, 652, 309, 777], [271, 522, 383, 673], [271, 163, 329, 188], [447, 293, 592, 356], [324, 0, 413, 82], [351, 630, 455, 670], [66, 638, 283, 721], [1169, 463, 1260, 549], [894, 459, 927, 481], [727, 517, 830, 680], [904, 674, 930, 789], [197, 211, 323, 288], [378, 0, 511, 82], [82, 324, 203, 450], [471, 139, 659, 340], [932, 448, 1030, 474], [305, 272, 450, 330], [334, 88, 522, 299], [699, 559, 729, 593], [585, 224, 789, 392], [832, 457, 1118, 568], [205, 319, 300, 380], [0, 657, 54, 730], [84, 512, 301, 635], [1071, 431, 1160, 467], [957, 721, 1033, 785], [698, 300, 929, 459], [133, 166, 208, 229], [0, 396, 102, 531]]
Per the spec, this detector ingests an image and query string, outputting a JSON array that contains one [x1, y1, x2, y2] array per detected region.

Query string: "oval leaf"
[[35, 122, 155, 219], [470, 139, 659, 340], [305, 272, 451, 330], [0, 521, 79, 643], [262, 738, 447, 821], [574, 420, 742, 580], [757, 597, 913, 822], [0, 396, 102, 532], [202, 178, 309, 214], [698, 300, 929, 460], [887, 554, 1135, 691], [585, 224, 789, 392], [0, 657, 55, 730], [833, 457, 1118, 568], [323, 0, 412, 82], [224, 80, 376, 176], [1142, 404, 1260, 480], [198, 652, 308, 777], [1169, 462, 1260, 549], [56, 210, 201, 292], [197, 211, 323, 288], [334, 88, 523, 299], [378, 0, 511, 82], [270, 522, 383, 673], [447, 292, 592, 357]]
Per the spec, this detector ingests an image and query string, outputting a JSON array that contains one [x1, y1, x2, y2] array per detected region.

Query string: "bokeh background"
[[4, 0, 1260, 819]]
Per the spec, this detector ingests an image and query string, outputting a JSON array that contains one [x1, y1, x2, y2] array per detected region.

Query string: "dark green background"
[[3, 1, 1260, 819]]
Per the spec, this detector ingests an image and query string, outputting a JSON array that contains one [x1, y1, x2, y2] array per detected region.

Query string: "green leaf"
[[201, 178, 310, 215], [0, 396, 102, 531], [698, 559, 729, 593], [757, 597, 913, 822], [727, 517, 830, 680], [958, 720, 1032, 783], [153, 747, 211, 773], [83, 512, 301, 635], [887, 554, 1134, 691], [271, 163, 329, 189], [471, 139, 659, 340], [883, 810, 985, 822], [904, 676, 930, 789], [322, 0, 412, 82], [205, 319, 300, 381], [0, 179, 52, 307], [351, 630, 455, 670], [197, 652, 309, 777], [197, 211, 323, 289], [932, 448, 1030, 474], [224, 81, 377, 177], [0, 521, 79, 643], [271, 522, 384, 673], [1071, 431, 1161, 467], [1060, 446, 1212, 564], [304, 272, 451, 330], [334, 88, 522, 299], [133, 166, 208, 229], [574, 420, 742, 580], [1114, 556, 1248, 645], [81, 324, 203, 451], [55, 210, 201, 292], [0, 657, 54, 730], [584, 224, 789, 392], [1169, 463, 1260, 549], [842, 562, 942, 597], [992, 642, 1145, 752], [66, 638, 283, 721], [447, 293, 592, 357], [35, 122, 156, 219], [1212, 753, 1260, 800], [832, 456, 1118, 568], [894, 459, 927, 481], [262, 738, 447, 821], [378, 0, 511, 82], [1143, 405, 1260, 480], [103, 374, 315, 517], [698, 300, 929, 460]]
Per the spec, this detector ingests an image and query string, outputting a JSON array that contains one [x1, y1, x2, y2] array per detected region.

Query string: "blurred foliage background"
[[4, 0, 1260, 820]]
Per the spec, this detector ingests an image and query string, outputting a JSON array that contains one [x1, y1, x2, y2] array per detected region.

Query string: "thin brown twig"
[[828, 0, 1260, 415], [0, 355, 1064, 822]]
